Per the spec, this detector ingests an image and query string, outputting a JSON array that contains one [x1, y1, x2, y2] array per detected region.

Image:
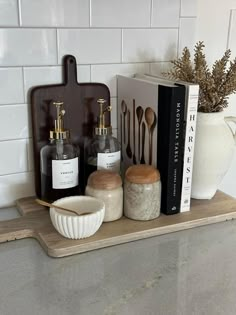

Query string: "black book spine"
[[157, 85, 185, 215]]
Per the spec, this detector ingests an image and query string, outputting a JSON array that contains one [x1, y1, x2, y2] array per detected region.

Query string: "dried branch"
[[163, 42, 236, 112]]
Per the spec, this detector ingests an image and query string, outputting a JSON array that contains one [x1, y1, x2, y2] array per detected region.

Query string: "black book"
[[157, 84, 186, 215]]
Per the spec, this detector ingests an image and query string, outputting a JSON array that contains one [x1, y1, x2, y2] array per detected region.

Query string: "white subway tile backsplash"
[[0, 68, 24, 104], [0, 104, 29, 141], [181, 0, 197, 17], [20, 0, 89, 27], [0, 172, 35, 207], [23, 65, 90, 99], [178, 18, 197, 56], [76, 65, 91, 82], [0, 139, 28, 175], [152, 0, 180, 27], [58, 29, 121, 64], [0, 0, 18, 26], [0, 29, 57, 66], [91, 63, 149, 97], [0, 0, 199, 207], [91, 0, 151, 27], [123, 29, 178, 62]]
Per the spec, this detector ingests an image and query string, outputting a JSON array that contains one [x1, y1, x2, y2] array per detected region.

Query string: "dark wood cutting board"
[[0, 191, 236, 258], [30, 55, 110, 197]]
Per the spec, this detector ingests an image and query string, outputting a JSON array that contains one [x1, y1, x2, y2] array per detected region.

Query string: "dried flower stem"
[[164, 41, 236, 112]]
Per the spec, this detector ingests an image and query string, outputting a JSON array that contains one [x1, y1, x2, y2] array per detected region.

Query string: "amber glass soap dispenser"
[[40, 101, 80, 202], [84, 98, 121, 185]]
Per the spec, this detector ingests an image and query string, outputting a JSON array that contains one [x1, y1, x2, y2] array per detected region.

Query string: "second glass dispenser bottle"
[[84, 98, 121, 185]]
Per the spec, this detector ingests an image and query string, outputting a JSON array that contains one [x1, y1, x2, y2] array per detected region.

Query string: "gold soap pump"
[[95, 98, 112, 136], [50, 101, 69, 140], [40, 100, 80, 202]]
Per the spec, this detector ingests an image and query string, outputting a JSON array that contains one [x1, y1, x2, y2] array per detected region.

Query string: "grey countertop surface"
[[0, 207, 236, 315]]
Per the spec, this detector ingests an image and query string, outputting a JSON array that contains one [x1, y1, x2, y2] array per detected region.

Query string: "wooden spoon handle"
[[140, 122, 146, 164], [123, 112, 126, 144], [120, 113, 123, 161], [138, 125, 141, 162], [150, 131, 153, 165], [133, 100, 136, 164]]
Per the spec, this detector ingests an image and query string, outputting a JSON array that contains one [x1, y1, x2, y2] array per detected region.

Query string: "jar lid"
[[125, 165, 160, 184], [87, 170, 122, 190]]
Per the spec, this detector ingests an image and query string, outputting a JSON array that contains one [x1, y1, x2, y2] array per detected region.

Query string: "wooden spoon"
[[126, 109, 132, 159], [132, 99, 137, 164], [36, 199, 92, 216], [120, 113, 123, 161], [145, 107, 157, 165], [140, 122, 146, 164], [136, 106, 144, 162], [121, 100, 127, 144]]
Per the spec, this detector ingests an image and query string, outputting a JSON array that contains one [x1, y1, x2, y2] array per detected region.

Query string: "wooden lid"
[[87, 170, 122, 190], [125, 165, 160, 184]]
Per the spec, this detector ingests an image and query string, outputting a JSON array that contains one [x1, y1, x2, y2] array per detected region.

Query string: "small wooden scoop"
[[36, 199, 92, 216]]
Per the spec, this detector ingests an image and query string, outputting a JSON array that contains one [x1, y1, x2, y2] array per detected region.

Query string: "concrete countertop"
[[0, 207, 236, 315]]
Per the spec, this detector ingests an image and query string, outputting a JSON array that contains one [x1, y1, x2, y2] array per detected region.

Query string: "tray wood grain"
[[0, 191, 235, 258]]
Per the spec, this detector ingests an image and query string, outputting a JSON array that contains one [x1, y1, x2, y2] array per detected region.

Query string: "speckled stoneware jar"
[[124, 165, 161, 221], [85, 170, 123, 222]]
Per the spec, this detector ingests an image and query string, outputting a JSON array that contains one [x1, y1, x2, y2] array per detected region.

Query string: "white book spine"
[[180, 85, 199, 212]]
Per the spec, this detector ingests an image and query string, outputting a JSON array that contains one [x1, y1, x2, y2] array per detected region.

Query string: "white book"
[[179, 84, 199, 212], [134, 74, 199, 212]]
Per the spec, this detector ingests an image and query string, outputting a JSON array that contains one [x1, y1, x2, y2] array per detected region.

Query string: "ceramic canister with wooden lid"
[[124, 165, 161, 221], [85, 170, 123, 222]]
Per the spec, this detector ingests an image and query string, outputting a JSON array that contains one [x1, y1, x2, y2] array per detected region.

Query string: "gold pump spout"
[[95, 98, 112, 136]]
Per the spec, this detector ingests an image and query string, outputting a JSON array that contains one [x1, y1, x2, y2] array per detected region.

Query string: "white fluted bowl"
[[50, 196, 105, 239]]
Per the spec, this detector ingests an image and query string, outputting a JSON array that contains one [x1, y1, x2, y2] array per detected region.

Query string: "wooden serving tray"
[[0, 191, 236, 258]]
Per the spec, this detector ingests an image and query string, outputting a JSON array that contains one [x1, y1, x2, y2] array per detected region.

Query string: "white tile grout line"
[[56, 29, 59, 64], [0, 26, 179, 30], [226, 9, 233, 50], [178, 0, 181, 29], [89, 0, 92, 27], [121, 29, 123, 63], [0, 170, 34, 178], [179, 0, 182, 20], [177, 1, 181, 58], [21, 66, 26, 103], [0, 103, 27, 107], [0, 64, 93, 70], [26, 138, 32, 172], [17, 0, 22, 26], [0, 137, 32, 143], [150, 0, 153, 27], [0, 61, 171, 69]]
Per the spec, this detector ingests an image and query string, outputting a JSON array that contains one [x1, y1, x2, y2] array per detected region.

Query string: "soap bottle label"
[[52, 157, 78, 189], [97, 151, 121, 172]]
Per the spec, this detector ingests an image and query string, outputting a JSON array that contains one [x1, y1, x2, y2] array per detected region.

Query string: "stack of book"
[[117, 74, 199, 215]]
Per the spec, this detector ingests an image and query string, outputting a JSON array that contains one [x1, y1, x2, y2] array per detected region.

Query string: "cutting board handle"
[[0, 216, 34, 242], [63, 55, 78, 86]]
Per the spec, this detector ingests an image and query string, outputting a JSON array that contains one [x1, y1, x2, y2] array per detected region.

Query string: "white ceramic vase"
[[191, 112, 236, 199]]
